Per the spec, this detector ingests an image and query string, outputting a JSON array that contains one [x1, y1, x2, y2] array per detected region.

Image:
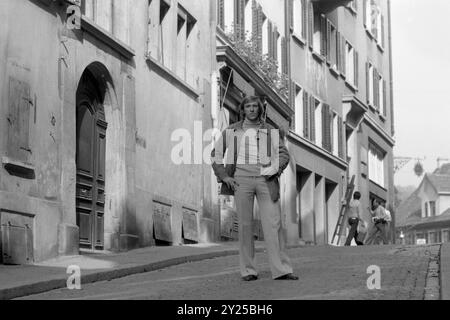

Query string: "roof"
[[434, 163, 450, 175], [426, 174, 450, 194], [399, 208, 450, 229]]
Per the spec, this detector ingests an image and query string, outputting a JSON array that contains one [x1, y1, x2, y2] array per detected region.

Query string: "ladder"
[[331, 175, 356, 246]]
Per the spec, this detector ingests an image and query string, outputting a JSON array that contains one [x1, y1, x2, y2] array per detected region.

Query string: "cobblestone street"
[[19, 245, 440, 300]]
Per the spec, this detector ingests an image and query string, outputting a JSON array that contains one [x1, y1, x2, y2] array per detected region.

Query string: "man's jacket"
[[210, 120, 290, 202]]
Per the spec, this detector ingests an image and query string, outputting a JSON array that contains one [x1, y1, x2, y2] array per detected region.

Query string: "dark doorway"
[[76, 70, 107, 250]]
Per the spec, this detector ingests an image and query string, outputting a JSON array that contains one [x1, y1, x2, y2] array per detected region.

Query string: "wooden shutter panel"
[[371, 3, 378, 38], [303, 91, 310, 139], [374, 69, 379, 109], [320, 14, 327, 57], [366, 62, 370, 104], [354, 50, 359, 88], [218, 0, 225, 29], [301, 0, 307, 39], [310, 95, 316, 143], [336, 31, 341, 72], [322, 104, 331, 151], [257, 4, 263, 53], [381, 14, 385, 47], [383, 79, 387, 116], [341, 35, 346, 76], [237, 0, 246, 39], [282, 36, 287, 74], [289, 0, 294, 30], [338, 116, 344, 159], [268, 21, 273, 58], [252, 0, 258, 47], [290, 81, 296, 130], [326, 20, 331, 63], [363, 0, 367, 28], [308, 1, 314, 50]]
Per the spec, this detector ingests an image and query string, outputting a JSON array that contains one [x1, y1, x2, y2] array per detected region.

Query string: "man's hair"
[[238, 96, 266, 121], [353, 191, 361, 200]]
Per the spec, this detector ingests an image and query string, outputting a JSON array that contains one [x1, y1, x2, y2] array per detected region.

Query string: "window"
[[379, 75, 387, 117], [332, 113, 339, 156], [430, 201, 436, 217], [345, 41, 358, 88], [244, 0, 252, 40], [276, 32, 282, 73], [366, 62, 374, 106], [292, 0, 305, 38], [314, 100, 322, 147], [313, 12, 322, 54], [81, 0, 113, 32], [368, 142, 385, 187], [329, 23, 338, 70], [147, 0, 172, 67], [223, 0, 235, 33], [176, 6, 196, 83], [364, 0, 384, 47], [261, 15, 268, 55], [294, 85, 304, 137], [424, 202, 429, 218]]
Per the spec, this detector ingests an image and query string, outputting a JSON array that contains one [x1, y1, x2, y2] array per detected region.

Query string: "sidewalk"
[[0, 241, 301, 300]]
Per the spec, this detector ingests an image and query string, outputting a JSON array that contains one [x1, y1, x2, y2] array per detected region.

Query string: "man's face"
[[243, 101, 260, 121]]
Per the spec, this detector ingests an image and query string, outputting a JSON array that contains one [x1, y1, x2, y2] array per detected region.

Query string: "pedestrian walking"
[[344, 192, 364, 246], [211, 95, 298, 281], [365, 199, 389, 245]]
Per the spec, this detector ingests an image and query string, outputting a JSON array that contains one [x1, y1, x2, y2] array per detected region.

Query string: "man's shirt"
[[347, 200, 360, 219]]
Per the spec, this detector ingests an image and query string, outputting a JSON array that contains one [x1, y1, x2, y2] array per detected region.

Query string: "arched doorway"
[[76, 69, 108, 250]]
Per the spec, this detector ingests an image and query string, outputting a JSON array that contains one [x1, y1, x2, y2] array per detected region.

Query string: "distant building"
[[397, 172, 450, 245]]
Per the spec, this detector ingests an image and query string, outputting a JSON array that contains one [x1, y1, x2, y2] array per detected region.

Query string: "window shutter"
[[303, 91, 310, 139], [341, 35, 346, 77], [257, 4, 263, 53], [363, 0, 367, 28], [308, 1, 314, 50], [268, 21, 273, 58], [336, 31, 341, 72], [310, 95, 316, 143], [301, 0, 307, 39], [354, 50, 359, 88], [218, 0, 225, 29], [289, 0, 294, 30], [238, 0, 246, 39], [322, 104, 331, 151], [320, 14, 327, 57], [371, 3, 378, 38], [290, 81, 296, 130], [383, 79, 387, 116], [282, 36, 287, 74], [373, 69, 379, 109], [381, 14, 385, 48], [252, 0, 258, 47], [366, 62, 370, 104], [338, 115, 344, 159], [326, 20, 331, 64]]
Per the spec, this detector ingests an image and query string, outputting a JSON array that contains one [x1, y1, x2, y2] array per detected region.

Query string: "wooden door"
[[76, 101, 106, 250]]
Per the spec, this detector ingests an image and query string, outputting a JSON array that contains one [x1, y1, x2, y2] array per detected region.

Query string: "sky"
[[391, 0, 450, 187]]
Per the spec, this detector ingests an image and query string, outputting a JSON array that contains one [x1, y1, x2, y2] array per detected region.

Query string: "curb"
[[440, 243, 450, 300], [0, 245, 281, 300]]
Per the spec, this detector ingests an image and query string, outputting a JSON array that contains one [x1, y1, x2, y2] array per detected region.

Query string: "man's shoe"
[[275, 273, 299, 281], [242, 275, 258, 281]]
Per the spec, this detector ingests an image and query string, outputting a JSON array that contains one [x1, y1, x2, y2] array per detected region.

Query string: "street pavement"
[[17, 245, 439, 300]]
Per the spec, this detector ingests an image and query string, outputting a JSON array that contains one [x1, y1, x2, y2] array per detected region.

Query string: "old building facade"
[[212, 0, 395, 246], [0, 0, 215, 264]]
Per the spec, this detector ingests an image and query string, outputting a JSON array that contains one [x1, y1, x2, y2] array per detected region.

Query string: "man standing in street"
[[365, 199, 389, 245], [211, 96, 298, 282], [344, 192, 364, 246]]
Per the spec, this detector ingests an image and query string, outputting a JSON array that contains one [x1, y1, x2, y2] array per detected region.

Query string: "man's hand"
[[222, 177, 239, 192]]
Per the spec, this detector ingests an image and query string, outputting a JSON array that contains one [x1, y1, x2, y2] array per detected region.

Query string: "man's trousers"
[[234, 176, 293, 279], [365, 222, 389, 245]]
